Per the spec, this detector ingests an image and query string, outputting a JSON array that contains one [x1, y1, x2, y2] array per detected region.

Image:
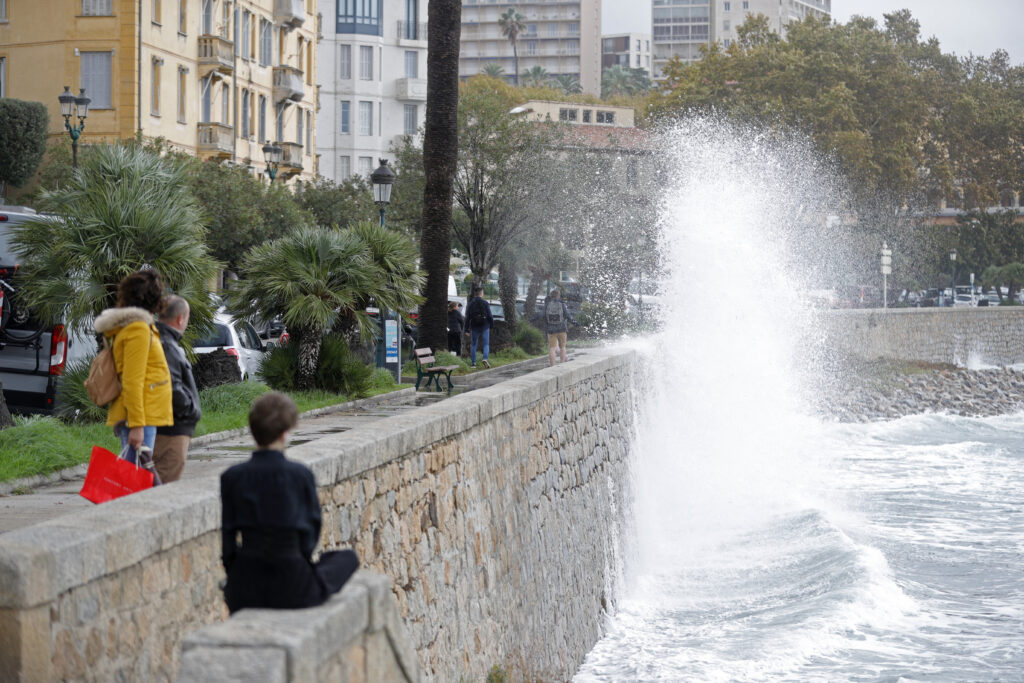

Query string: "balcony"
[[198, 35, 234, 77], [395, 78, 427, 102], [397, 20, 428, 44], [197, 122, 234, 159], [279, 142, 303, 175], [273, 65, 304, 103], [274, 0, 306, 29]]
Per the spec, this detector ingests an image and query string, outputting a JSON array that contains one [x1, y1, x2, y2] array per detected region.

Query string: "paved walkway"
[[0, 354, 561, 534]]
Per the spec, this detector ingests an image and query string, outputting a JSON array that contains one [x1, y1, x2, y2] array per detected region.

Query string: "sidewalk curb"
[[0, 387, 417, 496]]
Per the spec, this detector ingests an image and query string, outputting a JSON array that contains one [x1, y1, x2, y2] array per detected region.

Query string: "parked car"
[[953, 294, 974, 307], [488, 300, 505, 322], [192, 313, 269, 381], [917, 289, 941, 307]]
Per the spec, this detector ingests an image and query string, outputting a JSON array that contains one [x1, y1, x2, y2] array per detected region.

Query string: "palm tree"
[[480, 63, 505, 78], [10, 143, 219, 339], [553, 74, 582, 94], [601, 65, 635, 98], [498, 8, 526, 86], [346, 219, 425, 316], [520, 65, 551, 89], [420, 0, 462, 352]]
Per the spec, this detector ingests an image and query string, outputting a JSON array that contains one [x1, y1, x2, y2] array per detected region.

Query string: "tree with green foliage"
[[600, 65, 651, 99], [480, 63, 505, 78], [9, 143, 219, 337], [552, 74, 582, 95], [498, 8, 526, 87], [294, 176, 377, 229], [0, 99, 49, 199], [520, 65, 551, 89]]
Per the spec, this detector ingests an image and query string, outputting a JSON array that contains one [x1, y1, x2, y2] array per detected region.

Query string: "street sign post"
[[881, 243, 892, 309]]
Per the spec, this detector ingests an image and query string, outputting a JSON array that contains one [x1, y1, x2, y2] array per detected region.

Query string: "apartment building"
[[652, 0, 831, 78], [317, 0, 427, 182], [460, 0, 602, 96], [0, 0, 319, 182], [515, 99, 635, 127], [601, 33, 652, 76]]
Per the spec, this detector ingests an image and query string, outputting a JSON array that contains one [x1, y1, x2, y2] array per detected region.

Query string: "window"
[[178, 0, 186, 33], [404, 51, 418, 78], [241, 11, 251, 58], [275, 104, 283, 141], [82, 0, 113, 16], [358, 101, 372, 135], [358, 156, 373, 176], [546, 23, 557, 37], [177, 67, 188, 122], [723, 38, 731, 47], [306, 111, 312, 149], [636, 39, 641, 51], [359, 45, 373, 80], [201, 75, 211, 121], [151, 58, 162, 115], [0, 58, 6, 98], [258, 95, 267, 141], [403, 104, 417, 135], [723, 1, 730, 9], [201, 0, 213, 33], [596, 110, 615, 124], [221, 83, 229, 123], [260, 19, 272, 65], [742, 1, 749, 8], [337, 0, 382, 36], [582, 109, 592, 123], [234, 8, 240, 55], [296, 107, 303, 145], [339, 156, 351, 179], [405, 0, 417, 31], [241, 89, 250, 137], [339, 100, 350, 133], [153, 0, 162, 24], [80, 52, 112, 108], [339, 45, 352, 79], [558, 108, 578, 122]]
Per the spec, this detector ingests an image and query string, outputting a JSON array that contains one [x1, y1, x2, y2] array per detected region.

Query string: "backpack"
[[469, 299, 489, 327], [545, 300, 565, 326], [84, 337, 122, 407]]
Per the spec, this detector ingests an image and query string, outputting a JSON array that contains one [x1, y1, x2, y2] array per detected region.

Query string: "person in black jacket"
[[220, 392, 359, 614], [446, 301, 464, 355], [465, 286, 493, 368], [153, 296, 201, 482]]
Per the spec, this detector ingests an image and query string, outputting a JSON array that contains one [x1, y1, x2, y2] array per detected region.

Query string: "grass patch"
[[401, 347, 541, 378], [0, 380, 409, 483]]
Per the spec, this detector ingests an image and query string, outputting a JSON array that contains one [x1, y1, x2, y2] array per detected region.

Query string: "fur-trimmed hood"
[[94, 306, 155, 335]]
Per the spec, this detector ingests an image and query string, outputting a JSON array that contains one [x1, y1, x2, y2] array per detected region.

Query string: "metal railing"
[[397, 20, 428, 41]]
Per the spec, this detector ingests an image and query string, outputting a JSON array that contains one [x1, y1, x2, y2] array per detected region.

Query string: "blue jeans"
[[470, 326, 490, 365], [116, 425, 157, 465]]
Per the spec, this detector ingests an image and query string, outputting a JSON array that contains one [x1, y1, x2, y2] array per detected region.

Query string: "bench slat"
[[414, 347, 433, 357], [418, 355, 435, 365]]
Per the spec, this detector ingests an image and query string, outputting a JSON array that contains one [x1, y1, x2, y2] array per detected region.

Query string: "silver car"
[[192, 313, 268, 381]]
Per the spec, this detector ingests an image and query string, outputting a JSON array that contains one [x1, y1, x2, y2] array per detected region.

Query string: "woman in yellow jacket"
[[93, 270, 173, 464]]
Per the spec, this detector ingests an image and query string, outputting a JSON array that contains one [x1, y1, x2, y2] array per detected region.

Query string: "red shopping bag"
[[79, 445, 155, 504]]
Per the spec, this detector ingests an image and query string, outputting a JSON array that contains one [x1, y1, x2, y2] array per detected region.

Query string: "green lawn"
[[401, 347, 538, 377], [0, 381, 408, 484]]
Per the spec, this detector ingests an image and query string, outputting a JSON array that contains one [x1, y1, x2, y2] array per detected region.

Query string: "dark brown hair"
[[249, 392, 299, 447], [116, 269, 165, 313]]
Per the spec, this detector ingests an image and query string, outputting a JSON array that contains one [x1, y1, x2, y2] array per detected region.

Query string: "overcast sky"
[[601, 1, 1022, 64]]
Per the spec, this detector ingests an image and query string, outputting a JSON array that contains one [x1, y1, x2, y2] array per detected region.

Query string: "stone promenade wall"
[[819, 308, 1024, 365], [0, 347, 638, 682]]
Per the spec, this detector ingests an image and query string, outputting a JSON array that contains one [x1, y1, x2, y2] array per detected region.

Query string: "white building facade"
[[601, 33, 653, 76], [460, 0, 602, 95], [317, 0, 428, 182], [652, 0, 830, 79]]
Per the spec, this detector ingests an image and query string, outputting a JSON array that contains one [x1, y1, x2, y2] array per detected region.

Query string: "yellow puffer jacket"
[[94, 306, 173, 428]]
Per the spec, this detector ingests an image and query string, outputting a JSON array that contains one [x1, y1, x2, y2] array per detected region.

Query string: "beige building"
[[514, 99, 635, 128], [460, 0, 602, 96], [0, 0, 319, 181]]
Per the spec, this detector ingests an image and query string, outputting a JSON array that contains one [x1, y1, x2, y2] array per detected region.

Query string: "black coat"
[[220, 450, 358, 613], [154, 321, 201, 436], [447, 308, 464, 335], [466, 296, 493, 330]]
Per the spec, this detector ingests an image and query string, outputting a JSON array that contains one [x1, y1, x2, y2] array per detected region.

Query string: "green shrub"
[[55, 356, 108, 424], [493, 347, 530, 363], [513, 323, 546, 355], [485, 665, 509, 683], [199, 381, 270, 413], [369, 368, 398, 391], [259, 335, 375, 397], [259, 343, 300, 392]]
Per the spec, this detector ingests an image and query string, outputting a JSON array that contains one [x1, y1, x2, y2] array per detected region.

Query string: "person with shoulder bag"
[[153, 295, 201, 483], [465, 285, 493, 368], [93, 270, 173, 466], [544, 288, 575, 367]]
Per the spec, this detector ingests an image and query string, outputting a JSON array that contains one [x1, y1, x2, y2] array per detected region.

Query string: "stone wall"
[[818, 308, 1024, 366], [0, 347, 638, 682]]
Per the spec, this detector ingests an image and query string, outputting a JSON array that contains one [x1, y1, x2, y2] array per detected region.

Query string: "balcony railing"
[[279, 142, 303, 171], [273, 65, 304, 103], [198, 35, 234, 75], [397, 20, 428, 41], [395, 78, 427, 102], [274, 0, 305, 29], [197, 122, 234, 158]]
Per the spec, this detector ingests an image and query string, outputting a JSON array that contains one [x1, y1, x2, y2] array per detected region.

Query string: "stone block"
[[177, 645, 287, 683]]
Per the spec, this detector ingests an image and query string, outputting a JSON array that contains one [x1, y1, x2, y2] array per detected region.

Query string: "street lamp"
[[59, 86, 90, 170], [261, 140, 282, 183], [370, 159, 396, 228], [880, 242, 892, 309], [949, 248, 957, 307]]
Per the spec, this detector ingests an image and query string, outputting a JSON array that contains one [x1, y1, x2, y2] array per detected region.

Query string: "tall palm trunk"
[[297, 327, 323, 391], [419, 0, 462, 353], [524, 268, 546, 318], [512, 38, 520, 86], [498, 257, 518, 327]]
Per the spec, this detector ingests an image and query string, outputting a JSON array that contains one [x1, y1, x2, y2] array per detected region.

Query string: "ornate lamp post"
[[369, 159, 399, 377], [58, 86, 90, 170], [949, 248, 957, 307], [370, 159, 396, 228], [261, 140, 282, 183]]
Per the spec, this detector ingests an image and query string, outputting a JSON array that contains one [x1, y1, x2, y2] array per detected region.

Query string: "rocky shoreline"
[[814, 359, 1024, 422]]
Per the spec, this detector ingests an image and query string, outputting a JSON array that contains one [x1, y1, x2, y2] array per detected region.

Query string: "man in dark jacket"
[[446, 301, 464, 356], [153, 295, 201, 482], [465, 285, 493, 368], [544, 289, 575, 366]]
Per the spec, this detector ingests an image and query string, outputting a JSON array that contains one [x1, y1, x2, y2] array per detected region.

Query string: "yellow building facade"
[[0, 0, 319, 181]]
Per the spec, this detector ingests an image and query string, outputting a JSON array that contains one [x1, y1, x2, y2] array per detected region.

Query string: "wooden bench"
[[414, 347, 459, 391]]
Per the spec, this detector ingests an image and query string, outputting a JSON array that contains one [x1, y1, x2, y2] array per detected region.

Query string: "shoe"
[[471, 363, 477, 368], [482, 359, 490, 368]]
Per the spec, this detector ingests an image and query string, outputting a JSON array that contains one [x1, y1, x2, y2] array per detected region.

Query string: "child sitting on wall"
[[220, 392, 359, 614]]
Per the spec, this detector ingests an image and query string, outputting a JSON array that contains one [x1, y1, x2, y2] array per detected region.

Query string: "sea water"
[[575, 120, 1024, 681]]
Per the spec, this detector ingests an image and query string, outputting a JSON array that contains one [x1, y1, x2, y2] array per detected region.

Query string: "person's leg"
[[558, 332, 568, 363], [548, 333, 558, 366], [315, 549, 360, 596], [153, 434, 189, 483], [481, 327, 490, 366], [470, 328, 479, 366]]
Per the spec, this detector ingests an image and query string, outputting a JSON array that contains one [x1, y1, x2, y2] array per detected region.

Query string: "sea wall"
[[0, 347, 638, 682], [819, 308, 1024, 366]]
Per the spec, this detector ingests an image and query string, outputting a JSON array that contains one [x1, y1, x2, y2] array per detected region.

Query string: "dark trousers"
[[224, 548, 360, 614], [447, 331, 462, 355]]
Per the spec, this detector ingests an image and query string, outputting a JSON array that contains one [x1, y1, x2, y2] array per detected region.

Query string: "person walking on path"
[[220, 392, 360, 614], [544, 288, 575, 367], [465, 285, 493, 368], [94, 270, 173, 465], [153, 295, 201, 483], [447, 301, 464, 356]]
